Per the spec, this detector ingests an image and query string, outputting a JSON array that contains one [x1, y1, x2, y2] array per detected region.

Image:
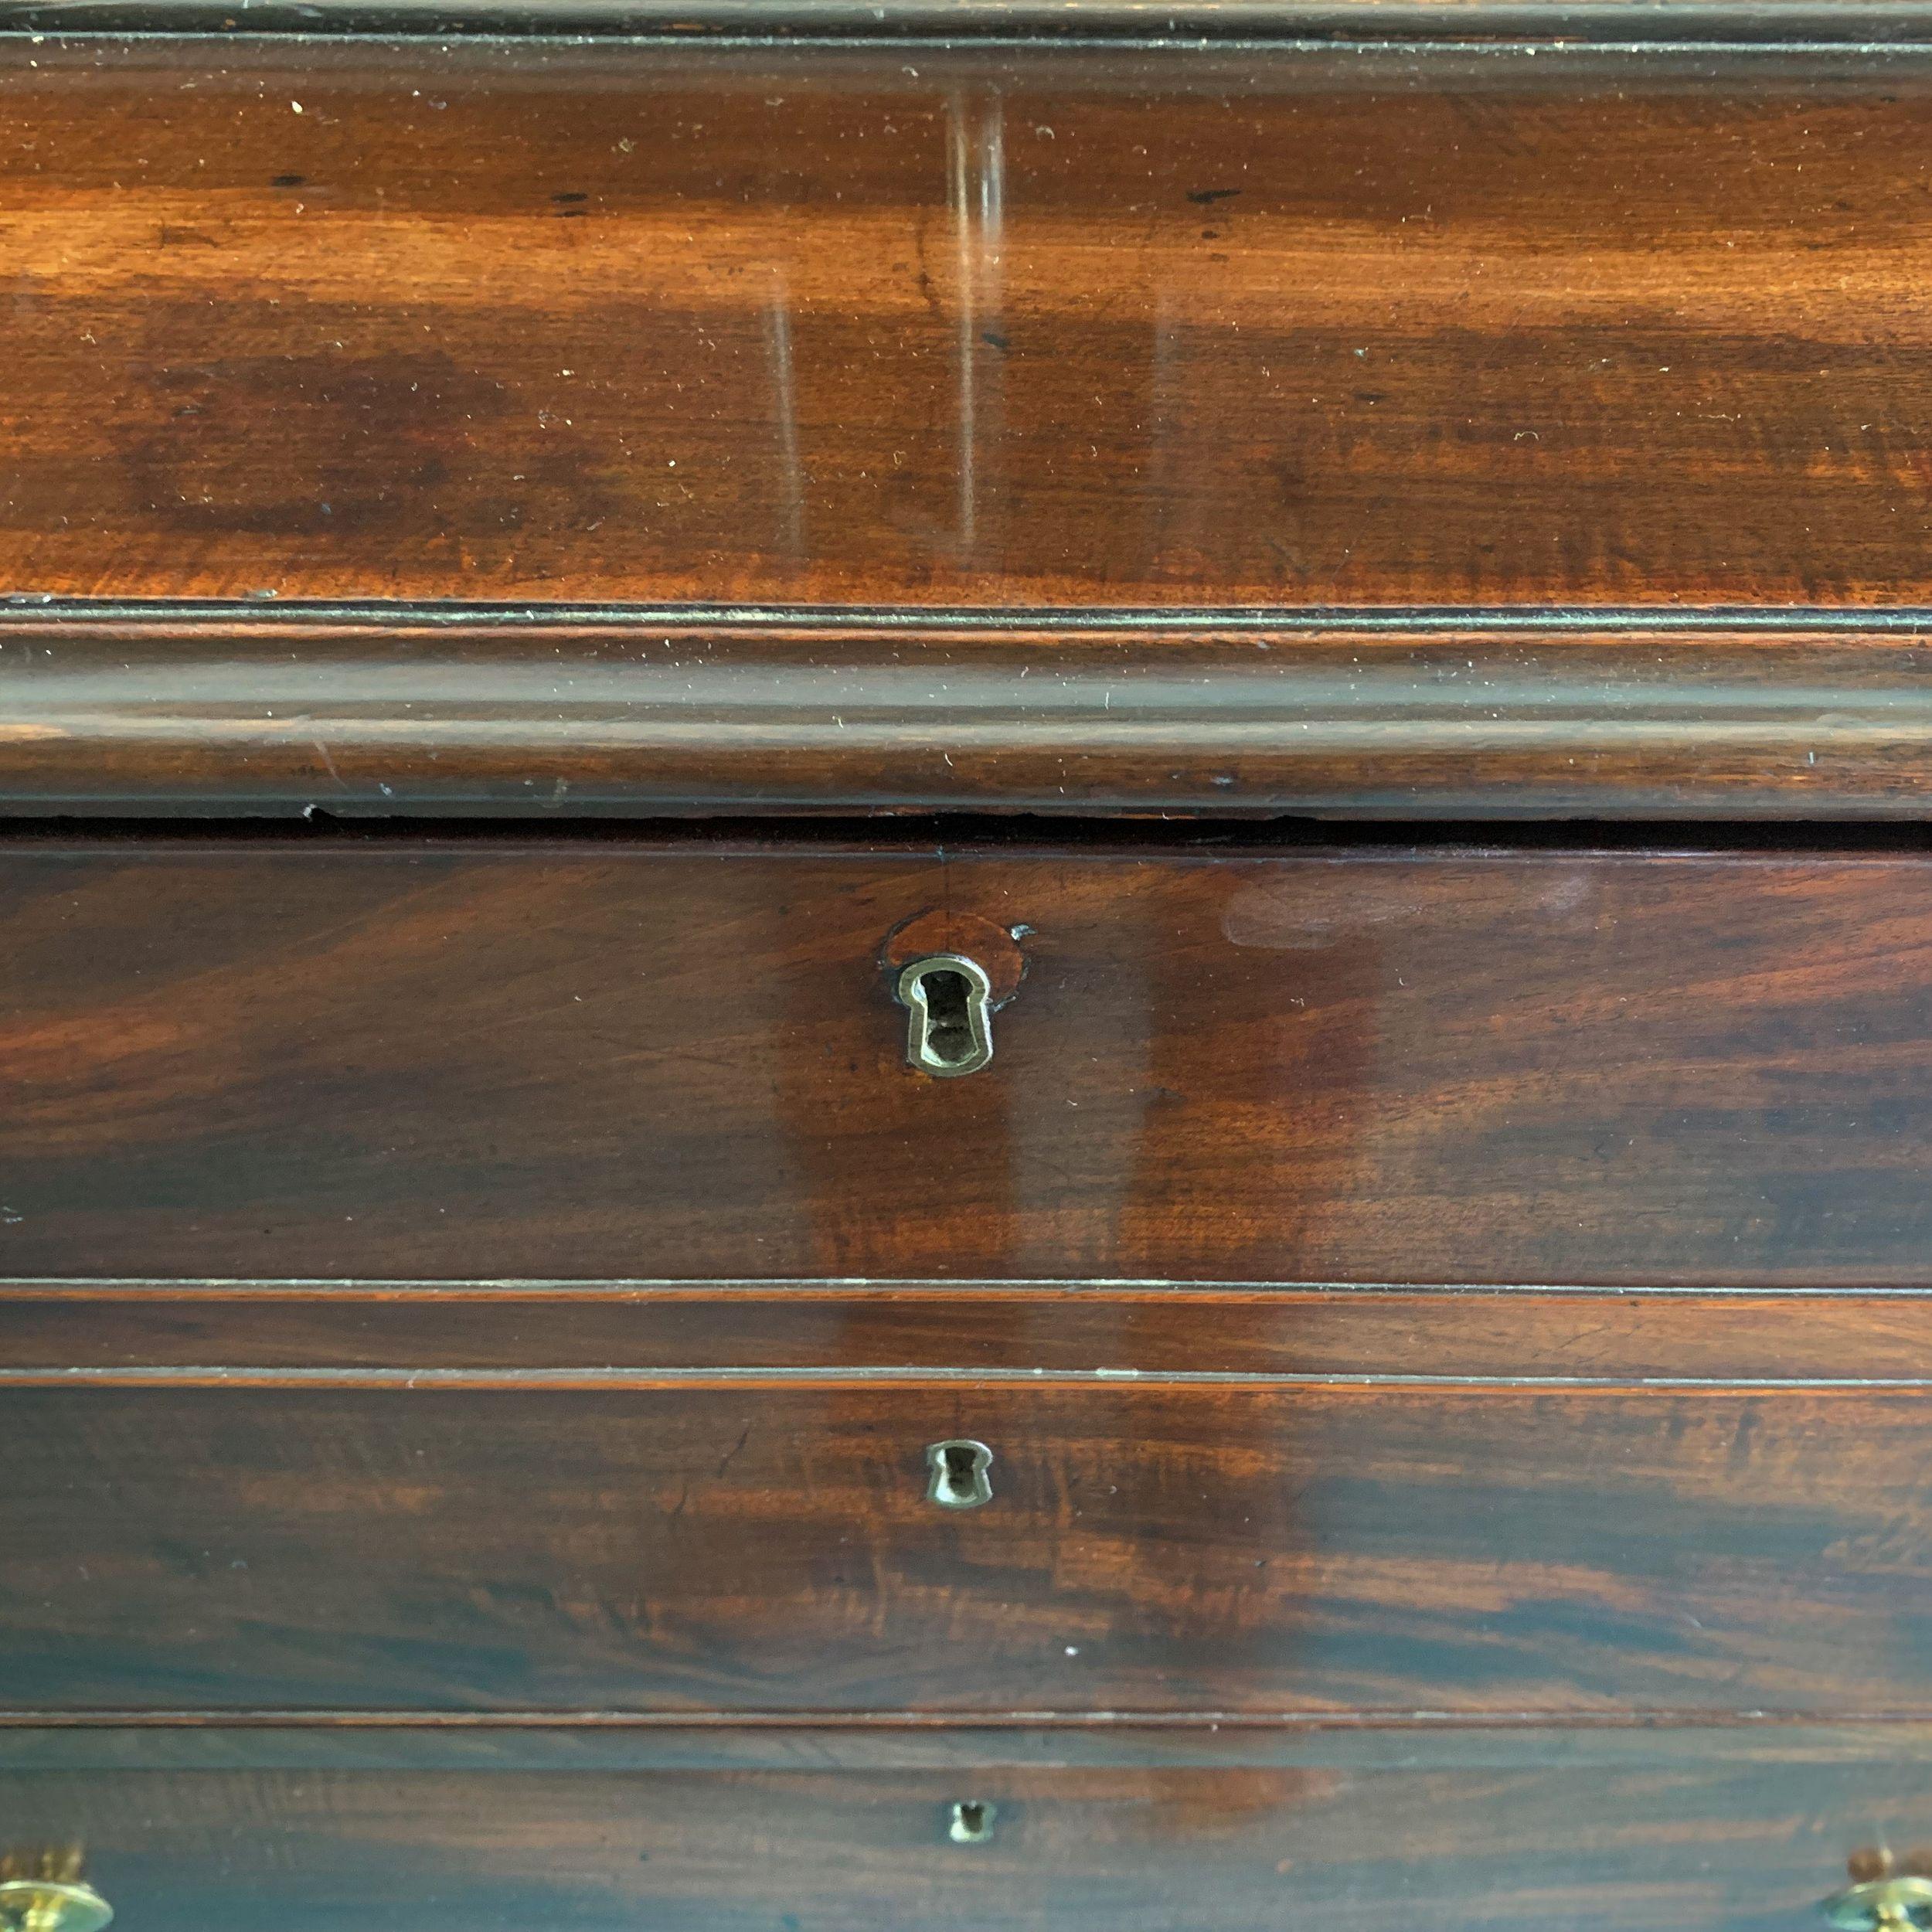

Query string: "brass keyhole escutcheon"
[[927, 1439, 994, 1509], [948, 1800, 997, 1845], [897, 954, 995, 1078], [1821, 1876, 1932, 1929]]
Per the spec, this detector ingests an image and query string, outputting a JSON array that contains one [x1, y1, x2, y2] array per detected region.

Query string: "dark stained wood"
[[4, 834, 1932, 1284], [9, 1285, 1932, 1379], [9, 1717, 1932, 1770], [5, 3, 1927, 38], [12, 611, 1932, 820], [0, 38, 1928, 607], [0, 1755, 1922, 1930], [5, 9, 1930, 1898], [9, 1380, 1932, 1716]]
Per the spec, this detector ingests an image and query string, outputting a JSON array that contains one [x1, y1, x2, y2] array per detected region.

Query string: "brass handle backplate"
[[1821, 1876, 1932, 1930], [0, 1880, 114, 1932]]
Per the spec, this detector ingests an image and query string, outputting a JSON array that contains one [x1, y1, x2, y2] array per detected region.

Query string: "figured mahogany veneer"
[[2, 832, 1930, 1284], [4, 12, 1930, 1916], [0, 1753, 1927, 1931], [8, 1378, 1932, 1717]]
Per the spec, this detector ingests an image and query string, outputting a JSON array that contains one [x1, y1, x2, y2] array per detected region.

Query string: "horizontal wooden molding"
[[0, 1715, 1926, 1774], [4, 603, 1931, 819], [2, 1368, 1923, 1388], [2, 1281, 1928, 1378], [1, 4, 1927, 39]]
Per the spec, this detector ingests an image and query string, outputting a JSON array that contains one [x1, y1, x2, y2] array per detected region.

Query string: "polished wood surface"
[[9, 1284, 1932, 1377], [9, 1379, 1932, 1716], [3, 833, 1931, 1284], [0, 1757, 1922, 1930], [12, 611, 1932, 820], [2, 7, 1927, 1912], [4, 3, 1924, 36], [0, 37, 1929, 607], [7, 1719, 1932, 1772], [5, 9, 1930, 1896]]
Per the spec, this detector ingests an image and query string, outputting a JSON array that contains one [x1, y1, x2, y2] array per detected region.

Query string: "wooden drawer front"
[[4, 838, 1932, 1285], [2, 36, 1929, 612], [0, 1756, 1924, 1932], [6, 1381, 1932, 1717]]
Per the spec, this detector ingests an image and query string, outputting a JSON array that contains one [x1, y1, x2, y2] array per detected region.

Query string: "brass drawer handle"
[[897, 954, 995, 1078], [1821, 1876, 1932, 1930], [0, 1881, 114, 1932]]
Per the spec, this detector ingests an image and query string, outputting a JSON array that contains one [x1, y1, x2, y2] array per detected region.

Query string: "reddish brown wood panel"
[[0, 1756, 1921, 1932], [7, 1380, 1932, 1716], [2, 38, 1930, 605], [2, 835, 1931, 1284], [6, 1287, 1932, 1379]]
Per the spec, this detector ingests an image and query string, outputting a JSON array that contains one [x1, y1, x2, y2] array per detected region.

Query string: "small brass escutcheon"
[[948, 1800, 997, 1845], [897, 954, 995, 1078], [1821, 1876, 1932, 1930], [927, 1438, 995, 1509]]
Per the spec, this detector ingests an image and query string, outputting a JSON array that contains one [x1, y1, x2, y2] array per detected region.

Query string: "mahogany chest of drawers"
[[4, 5, 1932, 1928]]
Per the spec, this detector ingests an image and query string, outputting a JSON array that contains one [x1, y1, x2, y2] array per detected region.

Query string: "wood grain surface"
[[0, 36, 1929, 606], [5, 3, 1927, 38], [3, 1716, 1931, 1770], [0, 1757, 1920, 1931], [12, 610, 1932, 820], [9, 1284, 1932, 1378], [2, 833, 1931, 1284], [5, 9, 1930, 1908], [8, 1380, 1932, 1717]]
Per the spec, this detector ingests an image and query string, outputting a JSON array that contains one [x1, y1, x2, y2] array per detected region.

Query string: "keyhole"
[[927, 1438, 994, 1509], [897, 954, 995, 1077], [921, 971, 975, 1062], [949, 1801, 997, 1845]]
